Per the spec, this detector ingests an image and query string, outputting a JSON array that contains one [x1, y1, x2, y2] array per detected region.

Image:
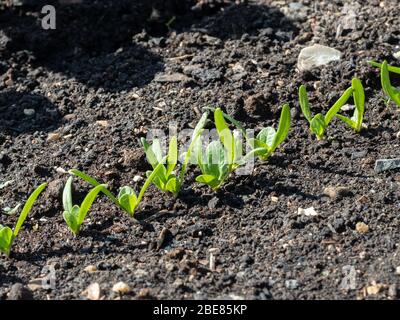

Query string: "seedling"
[[368, 60, 400, 107], [334, 78, 365, 132], [299, 80, 359, 139], [63, 176, 107, 235], [249, 104, 291, 160], [194, 108, 262, 189], [0, 183, 47, 256], [69, 160, 166, 218], [141, 112, 208, 196]]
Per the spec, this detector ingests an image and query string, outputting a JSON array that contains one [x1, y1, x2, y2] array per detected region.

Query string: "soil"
[[1, 0, 400, 300]]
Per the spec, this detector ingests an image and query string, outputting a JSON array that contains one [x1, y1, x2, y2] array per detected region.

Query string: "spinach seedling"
[[368, 60, 400, 107], [141, 112, 208, 196], [63, 176, 107, 235], [194, 108, 262, 189], [249, 104, 291, 160], [299, 81, 355, 139], [69, 160, 165, 218], [334, 78, 365, 132], [0, 183, 47, 256]]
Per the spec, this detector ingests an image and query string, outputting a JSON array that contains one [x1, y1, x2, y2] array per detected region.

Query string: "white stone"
[[298, 207, 318, 216], [297, 44, 342, 71]]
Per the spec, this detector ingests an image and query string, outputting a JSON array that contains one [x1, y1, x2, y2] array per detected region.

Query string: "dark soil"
[[1, 0, 400, 300]]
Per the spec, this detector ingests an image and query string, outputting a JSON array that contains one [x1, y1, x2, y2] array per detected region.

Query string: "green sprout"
[[62, 176, 107, 235], [141, 112, 208, 197], [368, 60, 400, 107], [69, 160, 165, 219], [299, 79, 362, 139], [335, 78, 365, 132], [249, 104, 291, 160], [0, 183, 47, 256], [194, 108, 262, 190]]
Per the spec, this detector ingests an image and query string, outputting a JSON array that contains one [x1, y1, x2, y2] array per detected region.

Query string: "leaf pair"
[[0, 183, 47, 256], [62, 176, 107, 235], [141, 112, 208, 196], [249, 104, 291, 160], [335, 78, 365, 132], [299, 78, 363, 139], [368, 60, 400, 107], [70, 160, 165, 218]]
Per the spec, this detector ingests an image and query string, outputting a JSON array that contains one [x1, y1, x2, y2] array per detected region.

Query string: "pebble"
[[23, 108, 35, 116], [355, 222, 369, 234], [351, 150, 367, 160], [84, 265, 97, 273], [84, 283, 101, 300], [112, 282, 130, 295], [388, 284, 397, 298], [395, 266, 400, 275], [155, 73, 190, 83], [297, 44, 342, 71], [374, 158, 400, 173], [133, 175, 143, 182], [47, 132, 62, 142], [297, 207, 318, 216], [7, 283, 34, 300], [366, 283, 382, 295], [323, 186, 352, 199], [96, 120, 109, 127], [285, 279, 299, 290]]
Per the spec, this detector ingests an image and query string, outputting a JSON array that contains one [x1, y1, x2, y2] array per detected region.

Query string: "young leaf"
[[214, 108, 235, 166], [325, 87, 353, 125], [272, 104, 291, 149], [310, 113, 326, 140], [77, 184, 107, 226], [368, 60, 400, 74], [0, 226, 13, 256], [351, 78, 365, 131], [299, 85, 312, 122], [13, 182, 47, 237], [381, 60, 400, 107], [63, 176, 73, 213], [166, 136, 178, 177]]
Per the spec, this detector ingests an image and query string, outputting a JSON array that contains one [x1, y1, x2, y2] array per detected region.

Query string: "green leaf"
[[151, 139, 164, 164], [368, 60, 400, 74], [118, 194, 138, 215], [325, 87, 353, 125], [257, 127, 275, 149], [205, 141, 225, 178], [0, 225, 13, 255], [69, 169, 119, 206], [166, 136, 178, 176], [13, 183, 47, 237], [195, 174, 220, 189], [77, 184, 107, 226], [381, 60, 400, 107], [272, 104, 291, 149], [63, 206, 80, 235], [351, 78, 365, 131], [63, 176, 73, 213], [214, 108, 235, 166], [310, 113, 326, 139], [336, 114, 356, 129], [165, 177, 179, 196], [140, 138, 159, 169], [299, 85, 312, 122]]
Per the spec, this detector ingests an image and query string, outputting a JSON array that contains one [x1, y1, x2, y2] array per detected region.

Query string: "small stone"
[[297, 207, 318, 216], [138, 288, 152, 299], [96, 120, 109, 127], [285, 279, 299, 290], [270, 196, 279, 203], [374, 158, 400, 173], [47, 132, 61, 142], [355, 222, 369, 234], [395, 266, 400, 275], [112, 282, 130, 295], [366, 283, 382, 295], [133, 175, 143, 182], [155, 73, 190, 83], [208, 197, 220, 209], [351, 150, 367, 159], [27, 279, 43, 291], [84, 265, 97, 273], [297, 44, 342, 72], [84, 283, 101, 300], [394, 50, 400, 60], [23, 108, 35, 116], [323, 186, 352, 199], [7, 283, 34, 300]]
